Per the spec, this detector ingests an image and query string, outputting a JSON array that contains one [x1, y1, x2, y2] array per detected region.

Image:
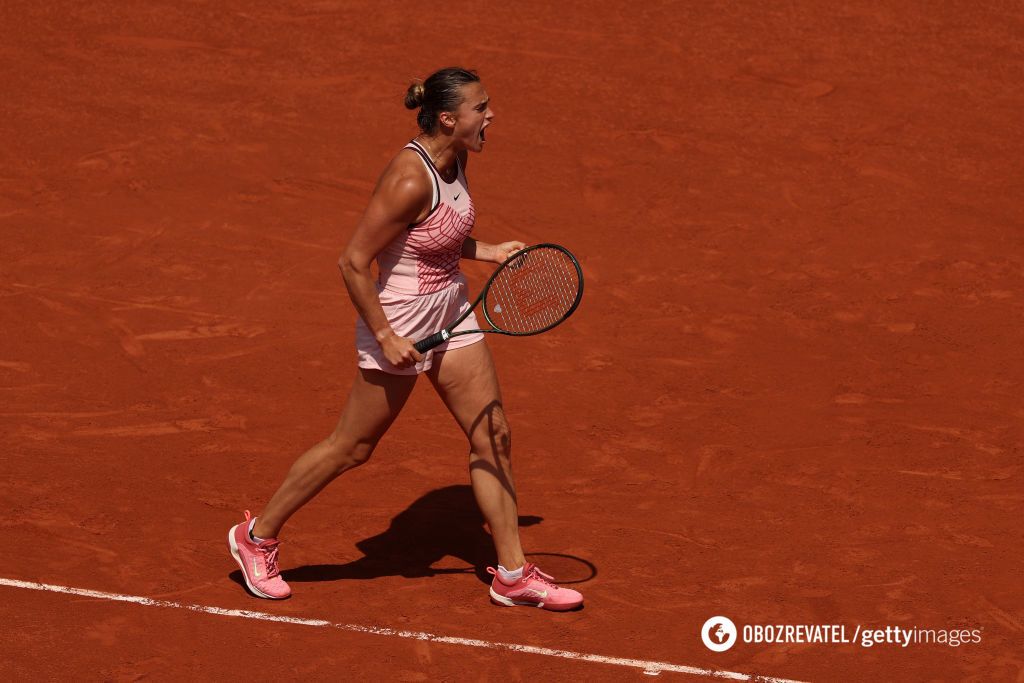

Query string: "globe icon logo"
[[701, 616, 738, 652]]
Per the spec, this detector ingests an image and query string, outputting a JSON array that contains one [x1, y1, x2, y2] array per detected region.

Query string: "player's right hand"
[[379, 333, 423, 368]]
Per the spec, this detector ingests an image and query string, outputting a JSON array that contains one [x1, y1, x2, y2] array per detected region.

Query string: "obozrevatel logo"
[[701, 616, 738, 652]]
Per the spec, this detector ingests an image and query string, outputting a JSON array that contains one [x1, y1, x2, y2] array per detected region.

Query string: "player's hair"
[[404, 67, 480, 134]]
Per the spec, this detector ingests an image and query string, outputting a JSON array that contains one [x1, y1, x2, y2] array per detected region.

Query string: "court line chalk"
[[0, 577, 805, 682]]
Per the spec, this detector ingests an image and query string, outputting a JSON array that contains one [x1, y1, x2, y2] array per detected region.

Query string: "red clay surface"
[[2, 2, 1022, 681]]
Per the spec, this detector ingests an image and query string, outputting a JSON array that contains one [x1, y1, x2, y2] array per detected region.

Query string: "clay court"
[[2, 2, 1022, 681]]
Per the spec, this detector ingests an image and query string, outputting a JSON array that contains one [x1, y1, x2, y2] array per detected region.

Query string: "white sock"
[[498, 565, 523, 581], [248, 518, 266, 543]]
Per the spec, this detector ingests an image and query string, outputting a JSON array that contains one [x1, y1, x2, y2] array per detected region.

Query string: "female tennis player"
[[227, 67, 583, 611]]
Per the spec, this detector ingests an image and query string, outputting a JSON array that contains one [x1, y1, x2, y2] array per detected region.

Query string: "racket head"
[[481, 243, 584, 336]]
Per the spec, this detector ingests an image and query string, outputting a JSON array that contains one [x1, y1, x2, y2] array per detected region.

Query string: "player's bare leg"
[[427, 340, 526, 570], [253, 368, 418, 538]]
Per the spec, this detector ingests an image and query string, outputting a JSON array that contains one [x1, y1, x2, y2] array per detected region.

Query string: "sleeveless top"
[[375, 140, 476, 295]]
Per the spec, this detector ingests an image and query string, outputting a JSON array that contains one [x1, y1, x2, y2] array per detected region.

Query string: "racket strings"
[[486, 247, 581, 334]]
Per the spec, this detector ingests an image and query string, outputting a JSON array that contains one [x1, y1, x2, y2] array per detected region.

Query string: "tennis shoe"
[[487, 562, 583, 611], [227, 510, 291, 599]]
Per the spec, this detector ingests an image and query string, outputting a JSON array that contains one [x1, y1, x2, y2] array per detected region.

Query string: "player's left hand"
[[492, 241, 527, 263]]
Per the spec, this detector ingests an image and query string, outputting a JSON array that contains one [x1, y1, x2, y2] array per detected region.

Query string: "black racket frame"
[[413, 243, 584, 353]]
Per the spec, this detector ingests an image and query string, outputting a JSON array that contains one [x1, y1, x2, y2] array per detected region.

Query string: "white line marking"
[[0, 577, 805, 682]]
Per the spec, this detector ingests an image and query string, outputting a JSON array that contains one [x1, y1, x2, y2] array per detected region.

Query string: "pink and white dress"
[[355, 140, 485, 375]]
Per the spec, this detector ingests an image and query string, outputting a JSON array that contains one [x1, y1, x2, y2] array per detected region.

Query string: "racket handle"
[[414, 330, 450, 353]]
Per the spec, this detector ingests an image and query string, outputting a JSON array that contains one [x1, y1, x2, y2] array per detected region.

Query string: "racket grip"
[[414, 330, 449, 353]]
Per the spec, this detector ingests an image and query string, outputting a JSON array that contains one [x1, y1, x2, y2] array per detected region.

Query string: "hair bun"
[[404, 82, 426, 109]]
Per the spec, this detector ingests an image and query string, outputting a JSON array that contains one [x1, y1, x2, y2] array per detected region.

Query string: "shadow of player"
[[229, 485, 555, 589], [294, 484, 534, 585]]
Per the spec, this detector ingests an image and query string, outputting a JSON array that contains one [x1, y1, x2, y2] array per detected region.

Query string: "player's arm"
[[339, 161, 429, 367], [462, 237, 527, 264], [454, 150, 526, 263]]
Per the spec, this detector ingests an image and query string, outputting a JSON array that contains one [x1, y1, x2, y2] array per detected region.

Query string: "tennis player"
[[227, 67, 583, 611]]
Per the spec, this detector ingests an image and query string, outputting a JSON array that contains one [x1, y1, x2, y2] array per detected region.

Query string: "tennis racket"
[[414, 243, 584, 353]]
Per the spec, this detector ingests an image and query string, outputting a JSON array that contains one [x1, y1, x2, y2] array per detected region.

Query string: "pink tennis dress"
[[355, 140, 485, 375]]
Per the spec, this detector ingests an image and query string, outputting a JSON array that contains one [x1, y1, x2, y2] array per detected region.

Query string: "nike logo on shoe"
[[454, 193, 461, 201], [253, 559, 262, 578], [525, 589, 548, 599]]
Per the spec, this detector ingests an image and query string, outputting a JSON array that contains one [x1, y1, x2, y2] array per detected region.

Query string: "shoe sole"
[[227, 524, 287, 600], [489, 587, 581, 612]]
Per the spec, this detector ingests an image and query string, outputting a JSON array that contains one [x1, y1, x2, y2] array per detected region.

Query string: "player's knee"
[[325, 435, 376, 472], [472, 421, 512, 460], [348, 442, 376, 468], [496, 423, 512, 456]]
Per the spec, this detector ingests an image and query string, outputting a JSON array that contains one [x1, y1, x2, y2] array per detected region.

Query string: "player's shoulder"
[[376, 146, 431, 198]]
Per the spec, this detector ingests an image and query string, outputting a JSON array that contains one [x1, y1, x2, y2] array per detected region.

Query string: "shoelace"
[[260, 541, 281, 578], [525, 565, 557, 590]]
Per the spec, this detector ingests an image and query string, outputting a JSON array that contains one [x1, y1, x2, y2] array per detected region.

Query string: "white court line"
[[0, 577, 805, 681]]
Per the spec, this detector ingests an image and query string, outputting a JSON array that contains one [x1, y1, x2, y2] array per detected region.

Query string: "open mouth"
[[480, 126, 487, 142]]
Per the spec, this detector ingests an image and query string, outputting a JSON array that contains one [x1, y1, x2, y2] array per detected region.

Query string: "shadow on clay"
[[228, 484, 596, 588]]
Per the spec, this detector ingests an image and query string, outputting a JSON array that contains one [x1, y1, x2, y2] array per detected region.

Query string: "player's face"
[[450, 82, 492, 153]]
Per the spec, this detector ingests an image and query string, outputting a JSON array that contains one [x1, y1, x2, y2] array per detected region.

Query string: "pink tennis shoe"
[[227, 510, 291, 599], [487, 562, 583, 611]]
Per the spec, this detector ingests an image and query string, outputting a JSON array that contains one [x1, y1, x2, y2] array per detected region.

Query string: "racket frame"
[[413, 243, 584, 353]]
